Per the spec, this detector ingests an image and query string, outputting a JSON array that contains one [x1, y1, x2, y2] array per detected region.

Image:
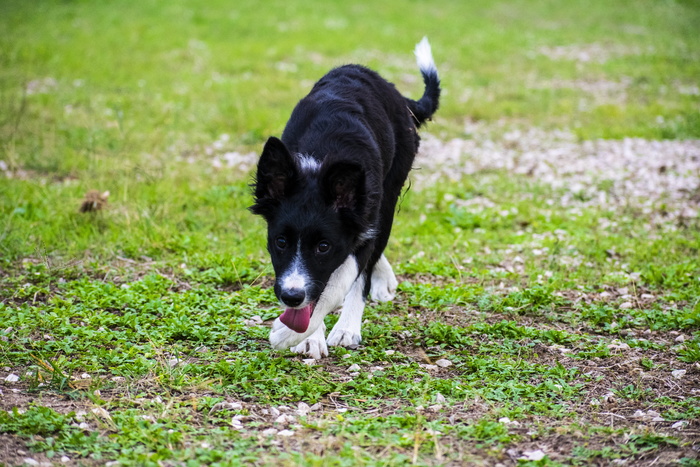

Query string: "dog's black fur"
[[251, 39, 439, 355]]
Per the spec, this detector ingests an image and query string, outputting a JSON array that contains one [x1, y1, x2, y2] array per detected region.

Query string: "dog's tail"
[[408, 37, 441, 127]]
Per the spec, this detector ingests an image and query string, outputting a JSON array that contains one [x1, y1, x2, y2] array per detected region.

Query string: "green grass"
[[2, 0, 700, 465]]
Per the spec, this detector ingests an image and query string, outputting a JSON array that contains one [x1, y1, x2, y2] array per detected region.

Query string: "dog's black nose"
[[281, 289, 305, 308]]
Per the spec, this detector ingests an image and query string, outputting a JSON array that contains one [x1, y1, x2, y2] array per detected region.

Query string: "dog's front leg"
[[326, 273, 366, 348]]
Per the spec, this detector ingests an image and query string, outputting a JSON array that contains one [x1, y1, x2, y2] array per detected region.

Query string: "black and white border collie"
[[250, 38, 440, 358]]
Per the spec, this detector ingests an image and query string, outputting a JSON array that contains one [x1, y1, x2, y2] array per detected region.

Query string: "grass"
[[1, 0, 700, 465]]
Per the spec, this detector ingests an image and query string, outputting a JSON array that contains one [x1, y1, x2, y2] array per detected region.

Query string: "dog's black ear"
[[321, 161, 364, 211], [250, 137, 296, 216]]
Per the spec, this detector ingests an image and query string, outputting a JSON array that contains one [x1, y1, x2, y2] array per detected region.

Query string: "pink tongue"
[[279, 304, 312, 333]]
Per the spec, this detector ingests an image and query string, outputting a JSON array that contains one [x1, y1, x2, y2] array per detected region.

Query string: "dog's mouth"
[[279, 303, 315, 333]]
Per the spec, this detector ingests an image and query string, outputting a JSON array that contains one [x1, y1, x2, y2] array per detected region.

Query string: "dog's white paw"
[[271, 319, 328, 358], [370, 277, 397, 302], [269, 318, 307, 350], [370, 255, 398, 302], [326, 327, 362, 348], [290, 335, 328, 359]]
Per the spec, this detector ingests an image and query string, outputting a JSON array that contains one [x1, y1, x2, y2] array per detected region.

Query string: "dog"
[[250, 38, 440, 359]]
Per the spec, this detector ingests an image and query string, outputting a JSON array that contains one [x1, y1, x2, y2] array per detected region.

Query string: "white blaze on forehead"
[[280, 242, 308, 291], [297, 154, 320, 173], [281, 263, 307, 290]]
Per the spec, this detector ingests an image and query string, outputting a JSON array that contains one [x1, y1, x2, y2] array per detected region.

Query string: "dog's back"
[[280, 42, 440, 178]]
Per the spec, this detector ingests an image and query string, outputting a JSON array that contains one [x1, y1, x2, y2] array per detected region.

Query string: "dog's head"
[[250, 136, 371, 333]]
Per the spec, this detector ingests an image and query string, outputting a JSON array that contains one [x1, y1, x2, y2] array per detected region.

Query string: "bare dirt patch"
[[415, 125, 700, 224]]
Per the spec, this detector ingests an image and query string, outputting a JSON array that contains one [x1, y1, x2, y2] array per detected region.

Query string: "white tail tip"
[[414, 37, 437, 76]]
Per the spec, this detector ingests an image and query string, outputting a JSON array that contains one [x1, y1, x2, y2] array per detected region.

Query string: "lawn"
[[1, 0, 699, 465]]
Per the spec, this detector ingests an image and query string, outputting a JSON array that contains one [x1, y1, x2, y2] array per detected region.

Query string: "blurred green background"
[[1, 0, 698, 268]]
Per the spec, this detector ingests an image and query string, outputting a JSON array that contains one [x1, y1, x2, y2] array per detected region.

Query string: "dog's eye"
[[316, 241, 331, 254], [275, 236, 288, 249]]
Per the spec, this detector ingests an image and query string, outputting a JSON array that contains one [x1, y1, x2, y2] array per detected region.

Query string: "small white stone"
[[262, 428, 278, 436], [607, 341, 630, 351], [435, 359, 453, 368], [385, 350, 395, 355], [243, 315, 263, 326], [166, 358, 182, 368], [4, 373, 19, 383], [23, 459, 39, 466], [296, 402, 310, 416], [91, 407, 112, 420], [674, 335, 686, 343], [632, 410, 646, 419], [671, 421, 688, 430], [269, 407, 281, 417], [60, 456, 70, 463], [520, 450, 546, 461], [277, 429, 295, 437], [302, 359, 317, 365], [435, 393, 446, 404], [347, 364, 361, 372], [619, 302, 633, 310], [671, 369, 686, 379], [275, 414, 295, 424]]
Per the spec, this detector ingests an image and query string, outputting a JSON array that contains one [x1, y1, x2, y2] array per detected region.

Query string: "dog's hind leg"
[[326, 273, 366, 348], [369, 254, 398, 302]]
